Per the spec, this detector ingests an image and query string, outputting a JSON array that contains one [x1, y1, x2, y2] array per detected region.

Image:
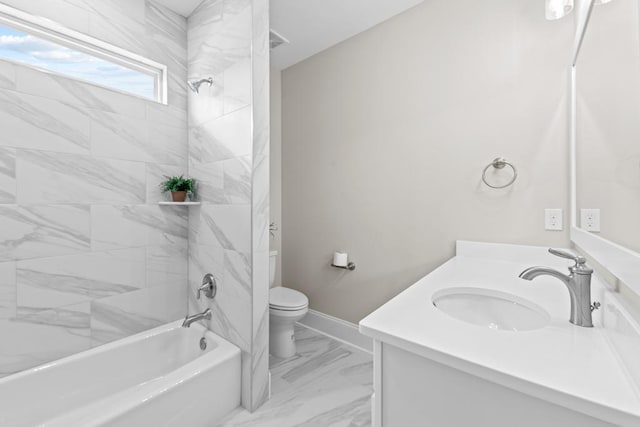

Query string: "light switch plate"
[[545, 209, 563, 231], [581, 209, 601, 232]]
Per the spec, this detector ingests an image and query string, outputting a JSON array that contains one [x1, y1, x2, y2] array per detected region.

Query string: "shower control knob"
[[197, 273, 217, 300]]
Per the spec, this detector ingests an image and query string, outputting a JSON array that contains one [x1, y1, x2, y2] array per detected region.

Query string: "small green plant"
[[160, 175, 196, 193]]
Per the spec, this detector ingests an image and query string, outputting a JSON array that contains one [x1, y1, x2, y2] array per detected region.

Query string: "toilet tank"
[[269, 251, 277, 288]]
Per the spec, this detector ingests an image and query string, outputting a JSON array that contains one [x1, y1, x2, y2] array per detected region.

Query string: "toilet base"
[[270, 321, 296, 358], [269, 308, 308, 359]]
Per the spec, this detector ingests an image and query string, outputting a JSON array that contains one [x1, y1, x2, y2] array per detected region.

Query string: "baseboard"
[[297, 309, 373, 353]]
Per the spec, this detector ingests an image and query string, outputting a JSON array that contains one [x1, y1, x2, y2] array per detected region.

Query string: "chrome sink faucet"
[[182, 308, 212, 328], [519, 248, 598, 327]]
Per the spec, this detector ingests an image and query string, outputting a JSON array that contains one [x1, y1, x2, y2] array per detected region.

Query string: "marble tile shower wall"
[[250, 0, 271, 410], [0, 0, 189, 377], [187, 0, 269, 411]]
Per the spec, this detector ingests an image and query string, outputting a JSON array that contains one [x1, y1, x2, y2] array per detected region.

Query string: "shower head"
[[187, 77, 214, 94]]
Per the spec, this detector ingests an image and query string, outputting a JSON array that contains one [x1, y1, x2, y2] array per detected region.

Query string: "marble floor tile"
[[217, 325, 373, 427]]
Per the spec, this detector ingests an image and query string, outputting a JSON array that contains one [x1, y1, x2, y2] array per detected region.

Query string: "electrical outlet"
[[545, 209, 563, 231], [581, 209, 601, 232]]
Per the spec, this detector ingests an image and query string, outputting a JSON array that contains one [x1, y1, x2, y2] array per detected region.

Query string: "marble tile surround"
[[250, 0, 271, 410], [0, 0, 270, 417], [188, 0, 270, 412], [0, 0, 188, 378]]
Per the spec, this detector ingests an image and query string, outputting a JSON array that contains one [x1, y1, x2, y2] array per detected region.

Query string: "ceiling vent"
[[269, 29, 289, 50]]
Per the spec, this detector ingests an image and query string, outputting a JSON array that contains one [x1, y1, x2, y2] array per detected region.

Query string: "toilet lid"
[[269, 287, 308, 310]]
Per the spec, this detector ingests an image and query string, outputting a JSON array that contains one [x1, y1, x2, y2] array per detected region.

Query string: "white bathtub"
[[0, 320, 241, 427]]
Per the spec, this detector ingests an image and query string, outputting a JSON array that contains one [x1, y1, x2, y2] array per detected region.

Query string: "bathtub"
[[0, 320, 241, 427]]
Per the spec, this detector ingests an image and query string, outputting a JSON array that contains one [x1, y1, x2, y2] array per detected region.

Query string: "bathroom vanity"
[[360, 241, 640, 427], [360, 2, 640, 424]]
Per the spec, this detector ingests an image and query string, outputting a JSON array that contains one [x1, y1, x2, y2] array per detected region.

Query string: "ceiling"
[[154, 0, 203, 18], [270, 0, 424, 69], [155, 0, 424, 70]]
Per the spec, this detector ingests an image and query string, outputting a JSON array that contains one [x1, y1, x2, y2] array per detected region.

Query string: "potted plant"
[[160, 175, 196, 202]]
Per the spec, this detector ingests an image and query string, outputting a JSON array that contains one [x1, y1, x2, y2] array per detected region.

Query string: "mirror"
[[575, 0, 640, 253]]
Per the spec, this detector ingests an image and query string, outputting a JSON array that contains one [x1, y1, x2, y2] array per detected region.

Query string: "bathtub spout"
[[182, 309, 212, 328]]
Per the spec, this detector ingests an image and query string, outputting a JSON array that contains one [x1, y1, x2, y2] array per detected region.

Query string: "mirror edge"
[[570, 0, 640, 300]]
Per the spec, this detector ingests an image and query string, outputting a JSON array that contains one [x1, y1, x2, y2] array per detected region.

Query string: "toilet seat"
[[269, 287, 308, 311]]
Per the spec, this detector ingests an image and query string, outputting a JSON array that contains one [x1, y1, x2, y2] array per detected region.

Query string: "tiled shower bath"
[[0, 0, 189, 377], [0, 0, 270, 411]]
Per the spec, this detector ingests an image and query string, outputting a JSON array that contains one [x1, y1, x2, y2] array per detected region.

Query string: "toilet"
[[269, 251, 309, 358]]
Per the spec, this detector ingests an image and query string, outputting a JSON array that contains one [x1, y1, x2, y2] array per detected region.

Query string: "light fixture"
[[546, 0, 613, 21], [545, 0, 574, 20]]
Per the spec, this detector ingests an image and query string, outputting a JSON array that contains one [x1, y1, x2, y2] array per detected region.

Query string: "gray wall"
[[0, 0, 189, 377], [281, 0, 572, 324], [187, 0, 269, 411]]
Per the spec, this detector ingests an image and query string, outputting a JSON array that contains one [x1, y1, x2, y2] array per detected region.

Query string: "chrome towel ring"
[[482, 157, 517, 189]]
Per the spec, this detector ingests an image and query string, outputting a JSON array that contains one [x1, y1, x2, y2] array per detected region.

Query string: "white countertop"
[[359, 241, 640, 426]]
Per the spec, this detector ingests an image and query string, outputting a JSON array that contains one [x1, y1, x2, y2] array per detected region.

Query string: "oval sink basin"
[[432, 287, 550, 332]]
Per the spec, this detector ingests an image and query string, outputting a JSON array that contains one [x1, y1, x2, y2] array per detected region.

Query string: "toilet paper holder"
[[331, 262, 356, 271]]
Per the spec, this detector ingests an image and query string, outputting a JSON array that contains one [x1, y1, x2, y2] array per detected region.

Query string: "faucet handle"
[[549, 249, 592, 274], [549, 248, 586, 265], [197, 273, 217, 300]]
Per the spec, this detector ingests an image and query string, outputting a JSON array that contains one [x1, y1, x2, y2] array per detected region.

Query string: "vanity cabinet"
[[373, 341, 612, 427], [360, 242, 640, 427]]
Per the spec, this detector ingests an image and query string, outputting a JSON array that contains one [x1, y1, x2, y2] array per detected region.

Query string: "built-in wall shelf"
[[158, 201, 201, 206]]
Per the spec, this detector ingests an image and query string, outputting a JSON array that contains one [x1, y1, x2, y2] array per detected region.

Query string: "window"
[[0, 4, 167, 103]]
